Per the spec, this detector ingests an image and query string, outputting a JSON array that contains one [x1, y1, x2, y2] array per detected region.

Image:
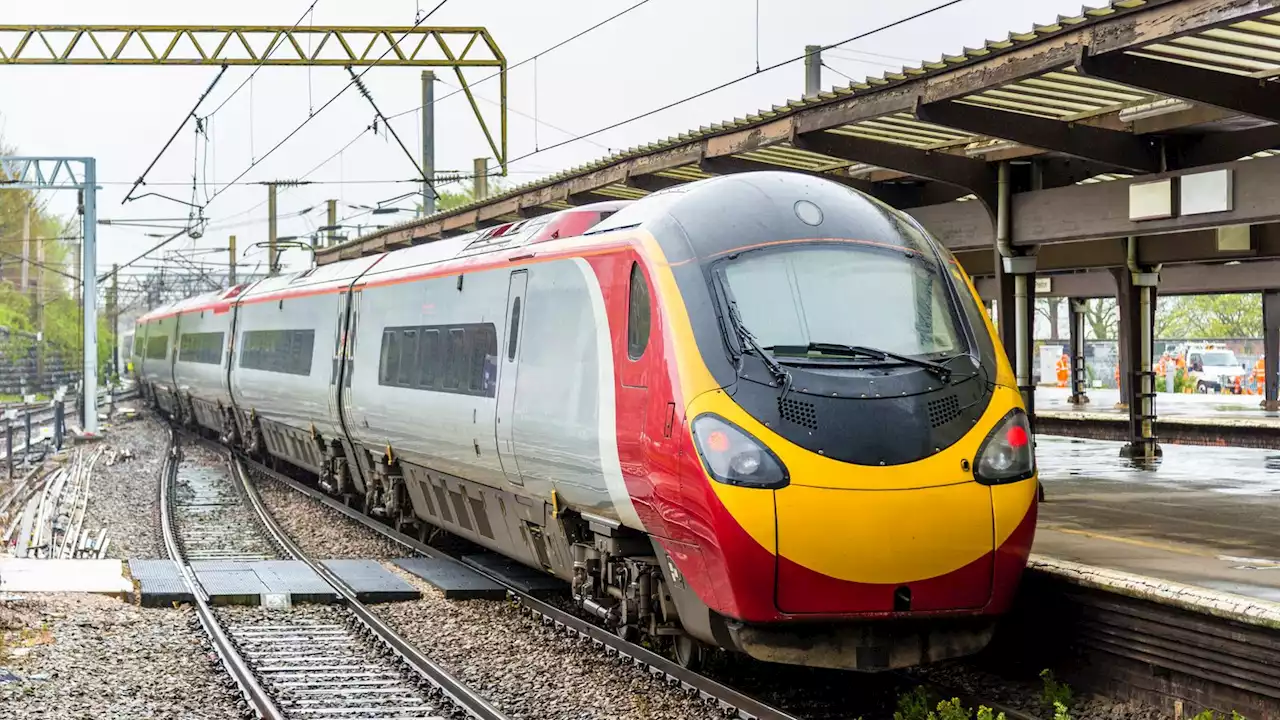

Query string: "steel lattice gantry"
[[0, 156, 100, 434], [0, 25, 508, 168]]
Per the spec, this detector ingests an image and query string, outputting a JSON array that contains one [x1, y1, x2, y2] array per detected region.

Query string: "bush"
[[1040, 670, 1073, 716], [895, 686, 932, 720], [1190, 710, 1246, 720], [892, 687, 1006, 720]]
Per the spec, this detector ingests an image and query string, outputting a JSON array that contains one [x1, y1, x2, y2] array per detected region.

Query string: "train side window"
[[419, 329, 440, 389], [470, 325, 496, 394], [178, 332, 224, 365], [297, 330, 314, 374], [146, 335, 169, 360], [627, 262, 651, 360], [507, 297, 522, 361], [240, 329, 313, 375], [383, 330, 401, 385], [444, 328, 466, 390], [399, 330, 418, 386]]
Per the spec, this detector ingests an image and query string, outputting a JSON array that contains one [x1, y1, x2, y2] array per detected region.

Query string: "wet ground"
[[1035, 434, 1280, 602], [1036, 387, 1280, 425]]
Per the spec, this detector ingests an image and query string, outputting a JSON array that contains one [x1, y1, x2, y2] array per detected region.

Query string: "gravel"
[[379, 567, 723, 720], [79, 411, 171, 559], [252, 476, 403, 559], [253, 474, 722, 720], [0, 593, 241, 719]]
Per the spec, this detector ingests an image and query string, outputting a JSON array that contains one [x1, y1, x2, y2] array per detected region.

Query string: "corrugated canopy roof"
[[319, 0, 1280, 263]]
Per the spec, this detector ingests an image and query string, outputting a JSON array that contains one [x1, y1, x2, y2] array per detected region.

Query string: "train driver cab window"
[[627, 262, 651, 360]]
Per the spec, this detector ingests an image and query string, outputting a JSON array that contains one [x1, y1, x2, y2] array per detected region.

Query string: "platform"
[[1035, 434, 1280, 605], [0, 559, 132, 595], [1036, 387, 1280, 426], [392, 556, 507, 600]]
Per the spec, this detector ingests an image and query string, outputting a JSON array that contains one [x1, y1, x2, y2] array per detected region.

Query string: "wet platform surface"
[[1036, 387, 1280, 426], [1035, 434, 1280, 603]]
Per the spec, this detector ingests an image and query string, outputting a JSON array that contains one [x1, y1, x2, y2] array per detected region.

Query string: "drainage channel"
[[160, 431, 509, 720]]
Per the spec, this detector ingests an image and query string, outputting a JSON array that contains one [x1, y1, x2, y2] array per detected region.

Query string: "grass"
[[893, 686, 1007, 720], [0, 393, 50, 404]]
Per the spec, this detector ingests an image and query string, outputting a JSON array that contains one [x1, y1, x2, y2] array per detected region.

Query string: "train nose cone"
[[772, 481, 996, 613]]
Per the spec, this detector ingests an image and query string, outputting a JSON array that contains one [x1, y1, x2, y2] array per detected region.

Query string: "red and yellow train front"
[[631, 172, 1038, 671]]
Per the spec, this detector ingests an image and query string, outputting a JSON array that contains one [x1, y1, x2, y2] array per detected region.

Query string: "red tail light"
[[974, 409, 1035, 485]]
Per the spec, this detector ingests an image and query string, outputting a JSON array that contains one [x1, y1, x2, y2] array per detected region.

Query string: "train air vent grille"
[[928, 395, 961, 428], [778, 397, 818, 430]]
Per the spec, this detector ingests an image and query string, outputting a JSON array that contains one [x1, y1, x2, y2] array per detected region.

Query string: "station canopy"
[[318, 0, 1280, 264]]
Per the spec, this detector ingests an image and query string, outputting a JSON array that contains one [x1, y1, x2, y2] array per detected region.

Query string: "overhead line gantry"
[[0, 25, 508, 171]]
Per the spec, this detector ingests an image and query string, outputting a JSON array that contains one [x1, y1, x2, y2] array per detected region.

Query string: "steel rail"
[[157, 428, 285, 720], [226, 450, 512, 720], [210, 435, 799, 720]]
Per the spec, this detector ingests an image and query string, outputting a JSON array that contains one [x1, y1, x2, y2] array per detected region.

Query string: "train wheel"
[[672, 634, 703, 670], [615, 624, 638, 644]]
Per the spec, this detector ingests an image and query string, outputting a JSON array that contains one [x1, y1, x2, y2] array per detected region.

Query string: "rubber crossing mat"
[[392, 557, 506, 600], [321, 559, 420, 603]]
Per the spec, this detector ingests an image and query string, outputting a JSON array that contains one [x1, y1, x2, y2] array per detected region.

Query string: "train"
[[132, 171, 1038, 672]]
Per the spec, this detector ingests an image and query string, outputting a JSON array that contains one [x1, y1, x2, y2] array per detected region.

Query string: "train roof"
[[135, 200, 636, 320], [584, 171, 934, 262]]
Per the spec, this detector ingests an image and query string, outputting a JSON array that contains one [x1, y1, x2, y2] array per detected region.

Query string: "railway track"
[[178, 426, 1052, 720], [182, 430, 802, 720], [158, 429, 509, 720]]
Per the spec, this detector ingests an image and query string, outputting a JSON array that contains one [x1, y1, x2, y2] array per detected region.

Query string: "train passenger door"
[[327, 292, 349, 425], [341, 291, 362, 425], [496, 271, 528, 485]]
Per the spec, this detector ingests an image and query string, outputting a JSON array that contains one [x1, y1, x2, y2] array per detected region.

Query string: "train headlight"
[[973, 409, 1035, 485], [691, 414, 789, 489]]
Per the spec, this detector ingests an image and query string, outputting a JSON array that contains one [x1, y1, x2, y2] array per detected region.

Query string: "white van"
[[1185, 344, 1247, 393]]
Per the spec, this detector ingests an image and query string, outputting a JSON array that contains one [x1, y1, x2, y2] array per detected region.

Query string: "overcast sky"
[[0, 0, 1102, 294]]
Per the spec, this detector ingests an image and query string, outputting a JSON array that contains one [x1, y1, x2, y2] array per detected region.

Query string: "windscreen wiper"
[[727, 300, 793, 392], [714, 269, 794, 398], [767, 342, 952, 382]]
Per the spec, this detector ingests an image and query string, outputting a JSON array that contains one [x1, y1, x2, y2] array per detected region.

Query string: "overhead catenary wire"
[[346, 67, 435, 200], [123, 66, 229, 205], [501, 0, 970, 166], [203, 0, 322, 120], [98, 227, 190, 282], [202, 0, 453, 208], [319, 0, 655, 166], [821, 62, 857, 83], [194, 0, 645, 233]]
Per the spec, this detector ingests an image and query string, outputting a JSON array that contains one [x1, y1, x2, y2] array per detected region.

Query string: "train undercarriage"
[[159, 388, 1001, 672], [164, 391, 709, 668]]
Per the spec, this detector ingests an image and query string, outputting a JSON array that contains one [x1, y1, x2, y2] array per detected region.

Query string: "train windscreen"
[[720, 243, 965, 360]]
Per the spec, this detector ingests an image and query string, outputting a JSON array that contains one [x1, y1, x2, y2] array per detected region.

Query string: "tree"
[[1082, 298, 1118, 340], [0, 133, 91, 384], [415, 178, 509, 215], [1156, 293, 1261, 338], [1036, 297, 1064, 339]]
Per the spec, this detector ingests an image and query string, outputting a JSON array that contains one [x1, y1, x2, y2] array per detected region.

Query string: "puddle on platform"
[[1037, 434, 1280, 495]]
